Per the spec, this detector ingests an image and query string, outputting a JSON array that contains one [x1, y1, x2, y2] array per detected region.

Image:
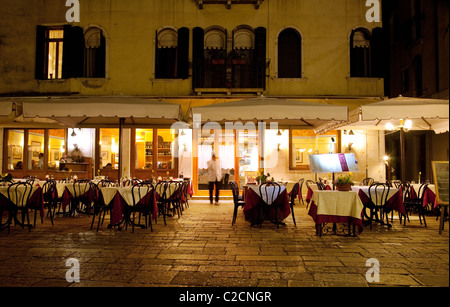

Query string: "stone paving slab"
[[0, 200, 448, 288]]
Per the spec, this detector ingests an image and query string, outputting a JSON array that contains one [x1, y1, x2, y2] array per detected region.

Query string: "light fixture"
[[385, 119, 413, 132], [276, 129, 283, 151], [71, 129, 77, 137], [345, 130, 355, 152]]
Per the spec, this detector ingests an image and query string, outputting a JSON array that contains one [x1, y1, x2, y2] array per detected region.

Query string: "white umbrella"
[[339, 96, 449, 181], [20, 96, 182, 128], [190, 96, 349, 131]]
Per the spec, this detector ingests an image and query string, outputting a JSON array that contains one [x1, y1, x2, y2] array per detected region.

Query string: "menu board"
[[308, 153, 359, 174], [431, 161, 449, 205]]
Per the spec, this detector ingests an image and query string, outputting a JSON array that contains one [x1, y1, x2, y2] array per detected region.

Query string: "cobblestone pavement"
[[0, 200, 448, 287]]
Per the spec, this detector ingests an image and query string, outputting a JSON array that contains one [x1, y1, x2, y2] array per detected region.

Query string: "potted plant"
[[334, 174, 354, 191], [256, 168, 270, 184]]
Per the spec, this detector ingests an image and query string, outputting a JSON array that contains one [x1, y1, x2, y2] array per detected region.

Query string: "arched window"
[[278, 28, 302, 78], [84, 27, 106, 78], [155, 27, 189, 79], [350, 28, 371, 77]]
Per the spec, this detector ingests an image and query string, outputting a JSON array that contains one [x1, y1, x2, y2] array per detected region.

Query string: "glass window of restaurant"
[[3, 128, 66, 172], [28, 130, 45, 170], [99, 129, 119, 170], [48, 129, 66, 170], [289, 130, 340, 170], [133, 128, 178, 179], [6, 129, 24, 171]]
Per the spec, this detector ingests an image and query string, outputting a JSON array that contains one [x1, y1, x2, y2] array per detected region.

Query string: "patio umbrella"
[[190, 95, 349, 130], [338, 96, 449, 182], [19, 96, 183, 179], [0, 101, 14, 124]]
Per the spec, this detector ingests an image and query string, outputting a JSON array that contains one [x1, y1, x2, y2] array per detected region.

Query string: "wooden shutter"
[[192, 27, 205, 89], [62, 25, 85, 78], [35, 26, 46, 80], [371, 27, 385, 78], [254, 27, 266, 89], [94, 32, 106, 78], [177, 27, 190, 79]]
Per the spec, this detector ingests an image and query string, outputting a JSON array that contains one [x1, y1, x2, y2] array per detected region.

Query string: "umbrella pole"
[[400, 128, 406, 182], [118, 118, 125, 181]]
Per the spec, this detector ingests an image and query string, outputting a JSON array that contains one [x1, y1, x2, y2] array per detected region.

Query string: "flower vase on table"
[[334, 174, 354, 191]]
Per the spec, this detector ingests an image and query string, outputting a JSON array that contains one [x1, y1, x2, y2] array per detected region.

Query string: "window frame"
[[288, 129, 341, 171]]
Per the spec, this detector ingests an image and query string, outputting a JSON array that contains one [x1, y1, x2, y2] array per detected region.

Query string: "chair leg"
[[290, 204, 296, 226], [90, 213, 96, 230], [232, 204, 238, 225]]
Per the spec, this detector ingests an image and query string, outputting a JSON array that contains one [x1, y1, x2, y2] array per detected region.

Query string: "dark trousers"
[[209, 180, 221, 204]]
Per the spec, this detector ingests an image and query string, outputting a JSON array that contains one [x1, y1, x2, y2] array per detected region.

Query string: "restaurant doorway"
[[194, 127, 260, 196]]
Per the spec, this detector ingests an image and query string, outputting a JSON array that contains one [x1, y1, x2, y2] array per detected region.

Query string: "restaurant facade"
[[0, 0, 447, 196]]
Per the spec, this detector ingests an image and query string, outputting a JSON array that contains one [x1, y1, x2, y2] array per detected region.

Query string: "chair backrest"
[[131, 182, 153, 207], [72, 180, 92, 199], [392, 180, 402, 189], [305, 180, 315, 189], [42, 180, 56, 203], [416, 183, 429, 201], [229, 181, 240, 204], [7, 182, 33, 208], [259, 182, 282, 206], [98, 179, 115, 187], [289, 182, 300, 203], [316, 181, 326, 190], [362, 178, 374, 186], [155, 181, 169, 200], [368, 182, 390, 207], [170, 181, 182, 200]]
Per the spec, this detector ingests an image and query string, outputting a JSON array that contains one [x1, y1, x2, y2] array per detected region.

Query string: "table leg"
[[439, 205, 448, 235]]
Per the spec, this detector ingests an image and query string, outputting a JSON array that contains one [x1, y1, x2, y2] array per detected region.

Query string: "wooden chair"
[[230, 181, 245, 225], [289, 182, 300, 226], [362, 178, 374, 186]]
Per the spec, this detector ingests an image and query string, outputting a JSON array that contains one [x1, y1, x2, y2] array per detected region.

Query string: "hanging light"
[[385, 119, 413, 132]]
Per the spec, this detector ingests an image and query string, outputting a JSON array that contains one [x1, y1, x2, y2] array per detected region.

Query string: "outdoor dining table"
[[99, 186, 158, 227], [411, 184, 437, 208], [351, 185, 406, 215], [0, 185, 45, 229], [351, 185, 406, 228], [243, 184, 291, 226], [308, 190, 364, 236], [306, 183, 332, 204]]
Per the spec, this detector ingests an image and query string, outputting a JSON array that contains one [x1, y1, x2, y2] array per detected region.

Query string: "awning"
[[190, 96, 349, 131], [0, 101, 14, 124], [20, 97, 183, 128], [339, 96, 449, 134]]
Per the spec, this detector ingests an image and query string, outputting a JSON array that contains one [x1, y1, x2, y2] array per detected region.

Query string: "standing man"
[[207, 153, 222, 205]]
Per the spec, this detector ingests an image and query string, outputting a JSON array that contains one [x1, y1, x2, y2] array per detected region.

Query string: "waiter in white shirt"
[[207, 153, 222, 205]]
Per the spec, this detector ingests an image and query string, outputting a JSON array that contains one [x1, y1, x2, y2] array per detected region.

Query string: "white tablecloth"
[[351, 186, 399, 206], [249, 185, 286, 205], [311, 190, 363, 220], [100, 186, 150, 207], [0, 186, 40, 207]]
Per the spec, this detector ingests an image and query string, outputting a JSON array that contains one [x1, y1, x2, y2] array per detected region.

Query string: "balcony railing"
[[193, 61, 265, 93]]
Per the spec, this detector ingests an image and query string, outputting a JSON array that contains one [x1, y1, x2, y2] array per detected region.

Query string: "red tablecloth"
[[107, 189, 158, 227], [410, 186, 437, 208], [61, 187, 95, 210], [243, 188, 291, 224], [356, 188, 406, 215], [308, 200, 364, 234]]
